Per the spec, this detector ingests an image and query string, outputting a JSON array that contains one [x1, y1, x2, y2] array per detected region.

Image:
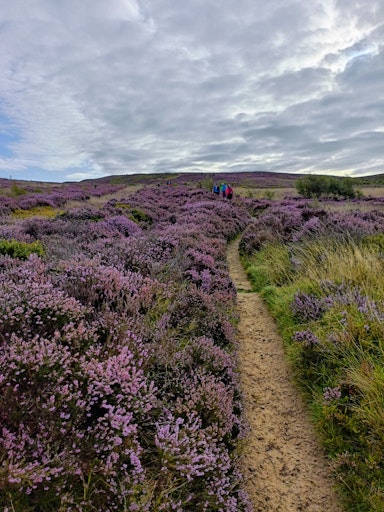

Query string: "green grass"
[[243, 243, 294, 290], [242, 235, 384, 511]]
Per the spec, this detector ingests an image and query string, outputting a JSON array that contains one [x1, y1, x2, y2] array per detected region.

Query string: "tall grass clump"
[[242, 242, 293, 291], [240, 198, 384, 511], [292, 237, 384, 294]]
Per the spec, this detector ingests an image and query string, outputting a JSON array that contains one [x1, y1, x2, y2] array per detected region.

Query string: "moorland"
[[1, 171, 384, 511]]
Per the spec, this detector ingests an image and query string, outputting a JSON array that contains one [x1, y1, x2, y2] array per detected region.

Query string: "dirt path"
[[227, 239, 344, 512]]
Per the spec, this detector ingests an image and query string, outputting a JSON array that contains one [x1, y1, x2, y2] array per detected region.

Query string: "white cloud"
[[0, 0, 383, 181]]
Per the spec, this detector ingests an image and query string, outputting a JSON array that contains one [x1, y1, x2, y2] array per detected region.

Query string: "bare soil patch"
[[227, 239, 344, 512]]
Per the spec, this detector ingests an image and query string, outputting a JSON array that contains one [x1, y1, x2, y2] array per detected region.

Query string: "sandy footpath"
[[227, 239, 344, 512]]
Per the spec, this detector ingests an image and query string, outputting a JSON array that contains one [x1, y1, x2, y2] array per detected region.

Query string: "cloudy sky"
[[0, 0, 383, 182]]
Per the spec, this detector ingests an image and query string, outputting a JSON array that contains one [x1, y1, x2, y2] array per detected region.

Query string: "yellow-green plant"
[[263, 190, 275, 200], [0, 239, 45, 259], [12, 206, 60, 218]]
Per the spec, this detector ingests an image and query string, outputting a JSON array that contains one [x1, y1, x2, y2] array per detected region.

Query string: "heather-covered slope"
[[0, 184, 252, 511], [2, 176, 384, 511]]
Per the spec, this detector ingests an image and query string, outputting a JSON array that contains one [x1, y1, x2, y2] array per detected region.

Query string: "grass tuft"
[[242, 212, 384, 511]]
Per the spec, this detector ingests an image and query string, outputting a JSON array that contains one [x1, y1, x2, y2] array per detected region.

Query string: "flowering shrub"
[[323, 386, 342, 403], [240, 197, 384, 255], [0, 259, 157, 510], [154, 411, 250, 511], [0, 180, 125, 214], [0, 256, 87, 340], [290, 291, 333, 322], [0, 181, 252, 511], [293, 329, 321, 346], [95, 215, 142, 237]]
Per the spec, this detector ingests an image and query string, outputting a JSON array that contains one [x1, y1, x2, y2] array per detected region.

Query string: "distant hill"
[[353, 174, 384, 186], [79, 171, 306, 189], [2, 170, 383, 192], [81, 171, 384, 189]]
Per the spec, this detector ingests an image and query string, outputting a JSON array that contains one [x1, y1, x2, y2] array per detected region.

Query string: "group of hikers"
[[212, 182, 233, 199]]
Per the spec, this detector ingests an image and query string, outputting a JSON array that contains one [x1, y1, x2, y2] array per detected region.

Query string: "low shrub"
[[0, 182, 252, 511], [0, 239, 45, 259]]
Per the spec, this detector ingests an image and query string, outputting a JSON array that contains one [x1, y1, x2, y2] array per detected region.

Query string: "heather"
[[0, 182, 252, 511], [240, 197, 384, 511], [0, 180, 126, 215]]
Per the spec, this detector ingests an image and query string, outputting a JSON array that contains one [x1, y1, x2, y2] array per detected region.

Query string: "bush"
[[0, 239, 44, 259], [10, 183, 27, 197], [329, 177, 356, 199], [0, 183, 252, 511], [296, 175, 356, 199]]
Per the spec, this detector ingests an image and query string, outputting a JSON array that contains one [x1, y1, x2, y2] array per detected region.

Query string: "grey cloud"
[[0, 0, 384, 180], [337, 51, 384, 93], [257, 67, 332, 102], [334, 0, 384, 27]]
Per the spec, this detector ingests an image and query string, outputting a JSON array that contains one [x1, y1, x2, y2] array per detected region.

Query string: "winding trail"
[[227, 239, 344, 512]]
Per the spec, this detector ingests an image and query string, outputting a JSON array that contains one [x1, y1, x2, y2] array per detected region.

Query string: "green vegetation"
[[129, 207, 152, 224], [197, 176, 214, 190], [109, 176, 127, 185], [362, 233, 384, 254], [112, 203, 152, 224], [0, 239, 45, 259], [354, 174, 384, 187], [296, 175, 359, 199], [10, 183, 28, 197], [242, 235, 384, 511], [263, 190, 275, 200], [12, 206, 60, 218]]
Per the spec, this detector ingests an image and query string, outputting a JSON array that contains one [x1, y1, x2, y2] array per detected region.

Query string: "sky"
[[0, 0, 383, 183]]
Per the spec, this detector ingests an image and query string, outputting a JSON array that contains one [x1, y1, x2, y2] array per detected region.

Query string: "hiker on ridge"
[[225, 184, 233, 200]]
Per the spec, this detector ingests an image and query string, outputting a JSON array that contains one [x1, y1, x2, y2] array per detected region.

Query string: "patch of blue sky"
[[8, 167, 72, 183], [345, 42, 379, 65], [0, 112, 18, 158], [9, 166, 99, 183]]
